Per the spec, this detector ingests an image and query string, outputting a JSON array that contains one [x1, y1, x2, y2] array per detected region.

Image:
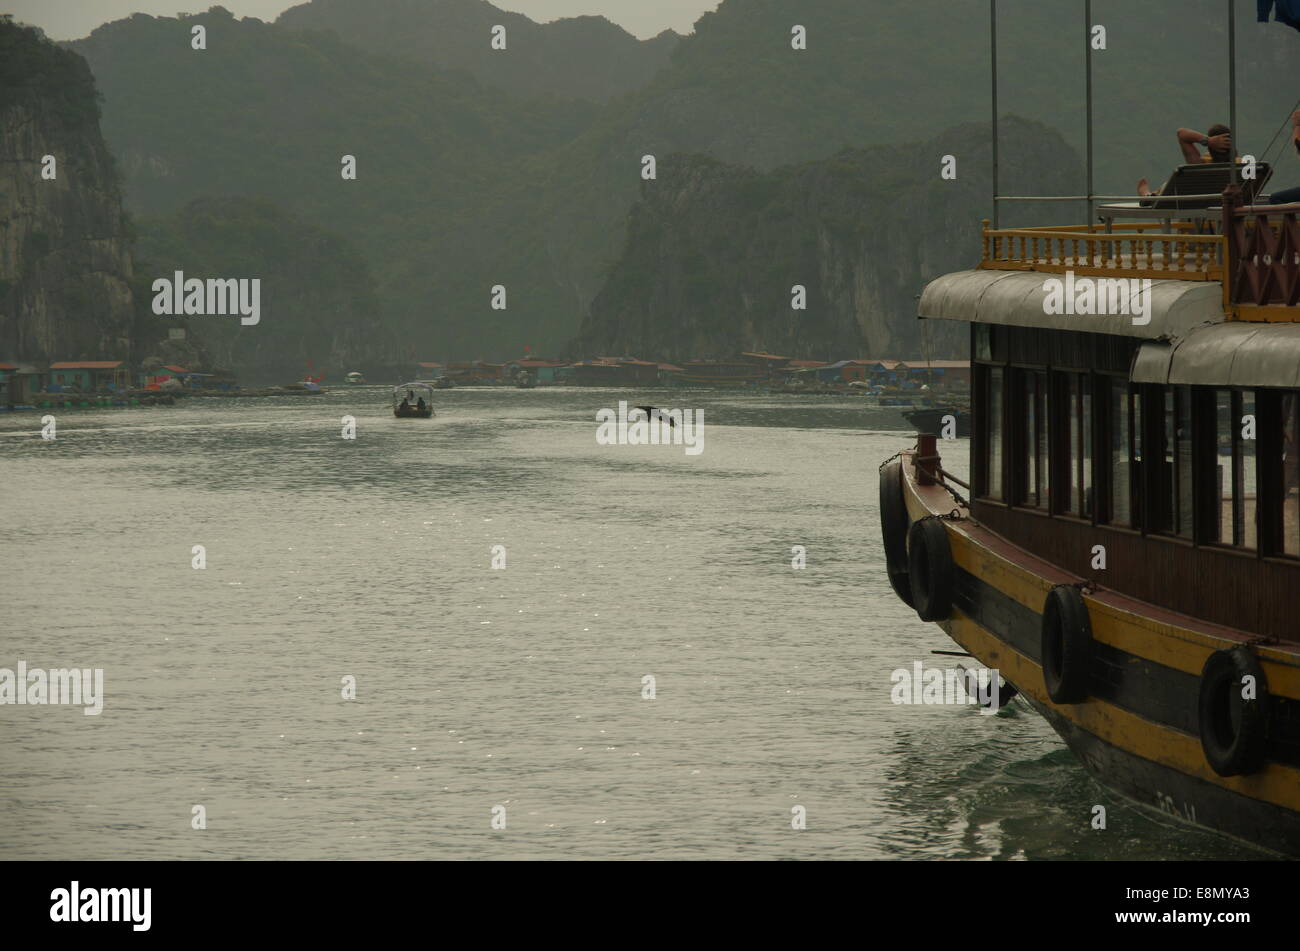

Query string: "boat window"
[[1209, 390, 1258, 549], [1037, 371, 1050, 509], [1283, 393, 1300, 557], [1062, 373, 1092, 518], [1082, 382, 1093, 518], [1156, 387, 1194, 538], [1108, 378, 1134, 526], [1019, 369, 1048, 508], [988, 367, 1004, 500]]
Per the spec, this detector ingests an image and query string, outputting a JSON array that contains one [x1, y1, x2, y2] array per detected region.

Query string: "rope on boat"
[[877, 445, 967, 510], [917, 509, 966, 524], [1261, 96, 1300, 167], [877, 446, 915, 472]]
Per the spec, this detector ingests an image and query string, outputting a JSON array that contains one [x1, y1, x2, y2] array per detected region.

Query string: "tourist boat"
[[345, 371, 366, 384], [879, 192, 1300, 857], [877, 12, 1300, 856], [392, 383, 434, 418]]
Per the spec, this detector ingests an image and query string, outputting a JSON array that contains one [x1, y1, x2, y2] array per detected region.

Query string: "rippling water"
[[0, 387, 1263, 859]]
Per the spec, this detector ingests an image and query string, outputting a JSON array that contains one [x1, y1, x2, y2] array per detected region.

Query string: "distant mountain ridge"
[[275, 0, 681, 102], [56, 1, 1300, 364]]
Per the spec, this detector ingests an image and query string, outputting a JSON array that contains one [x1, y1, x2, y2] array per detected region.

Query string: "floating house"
[[740, 351, 794, 381], [657, 363, 684, 385], [569, 357, 658, 387], [680, 360, 766, 387], [860, 359, 904, 385], [821, 359, 877, 383], [46, 361, 130, 392], [416, 361, 444, 380], [899, 359, 972, 388], [0, 362, 40, 404], [141, 364, 191, 387], [504, 359, 567, 385], [443, 361, 503, 385]]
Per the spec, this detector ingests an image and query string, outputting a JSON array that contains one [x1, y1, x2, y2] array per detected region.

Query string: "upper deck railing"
[[977, 188, 1300, 320], [1223, 191, 1300, 313]]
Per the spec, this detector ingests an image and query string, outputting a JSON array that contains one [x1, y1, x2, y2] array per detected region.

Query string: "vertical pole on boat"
[[1228, 0, 1239, 186], [990, 0, 999, 229], [1085, 0, 1094, 226]]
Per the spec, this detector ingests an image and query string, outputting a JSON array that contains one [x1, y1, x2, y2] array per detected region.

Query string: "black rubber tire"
[[1041, 585, 1092, 704], [1198, 647, 1269, 777], [907, 517, 954, 622], [879, 459, 914, 608]]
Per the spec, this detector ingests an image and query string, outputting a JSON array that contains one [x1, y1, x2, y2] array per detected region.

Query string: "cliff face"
[[573, 118, 1082, 361], [0, 21, 134, 363], [133, 197, 401, 382]]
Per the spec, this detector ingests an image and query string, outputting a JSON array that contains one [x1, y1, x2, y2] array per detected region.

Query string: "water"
[[0, 388, 1264, 859]]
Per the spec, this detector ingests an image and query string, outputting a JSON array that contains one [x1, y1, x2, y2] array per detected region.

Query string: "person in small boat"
[[399, 396, 411, 413], [1137, 123, 1236, 197], [416, 397, 427, 413]]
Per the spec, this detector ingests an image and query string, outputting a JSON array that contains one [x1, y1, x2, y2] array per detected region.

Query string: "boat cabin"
[[919, 192, 1300, 639]]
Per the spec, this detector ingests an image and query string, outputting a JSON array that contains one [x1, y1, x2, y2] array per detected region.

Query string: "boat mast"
[[990, 0, 999, 229], [1229, 0, 1239, 185], [1085, 0, 1093, 224]]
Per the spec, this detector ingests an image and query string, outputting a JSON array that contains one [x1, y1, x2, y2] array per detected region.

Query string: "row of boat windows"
[[978, 366, 1300, 557]]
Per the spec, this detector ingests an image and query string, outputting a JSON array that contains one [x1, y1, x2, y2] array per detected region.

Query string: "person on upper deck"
[[1178, 123, 1235, 164], [1268, 110, 1300, 205], [1138, 123, 1237, 197]]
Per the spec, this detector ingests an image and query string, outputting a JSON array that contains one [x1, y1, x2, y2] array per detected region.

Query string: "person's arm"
[[1176, 127, 1231, 163]]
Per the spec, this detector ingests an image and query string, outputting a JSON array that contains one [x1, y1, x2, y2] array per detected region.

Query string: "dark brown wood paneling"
[[972, 500, 1300, 638]]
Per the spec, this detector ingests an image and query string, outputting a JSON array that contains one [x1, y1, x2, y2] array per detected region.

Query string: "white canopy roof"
[[917, 269, 1224, 340]]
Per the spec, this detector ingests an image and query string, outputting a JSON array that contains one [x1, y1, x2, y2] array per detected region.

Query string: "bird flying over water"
[[636, 405, 675, 427]]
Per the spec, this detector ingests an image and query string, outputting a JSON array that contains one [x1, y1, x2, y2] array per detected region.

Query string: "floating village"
[[0, 352, 970, 408]]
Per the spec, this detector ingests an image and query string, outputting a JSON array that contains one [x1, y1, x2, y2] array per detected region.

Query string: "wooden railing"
[[978, 191, 1300, 320], [979, 220, 1224, 281], [1223, 189, 1300, 311]]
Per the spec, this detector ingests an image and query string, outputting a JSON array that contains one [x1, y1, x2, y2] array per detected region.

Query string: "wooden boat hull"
[[890, 449, 1300, 856], [393, 406, 433, 418]]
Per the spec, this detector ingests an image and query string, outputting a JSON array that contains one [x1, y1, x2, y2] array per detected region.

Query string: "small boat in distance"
[[272, 381, 326, 395], [393, 382, 434, 418], [345, 371, 366, 385], [430, 378, 455, 389]]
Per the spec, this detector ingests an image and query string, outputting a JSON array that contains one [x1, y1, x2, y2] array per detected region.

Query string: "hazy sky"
[[6, 0, 719, 40]]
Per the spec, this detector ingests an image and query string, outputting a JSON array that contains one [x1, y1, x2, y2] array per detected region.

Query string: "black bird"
[[636, 405, 675, 427]]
